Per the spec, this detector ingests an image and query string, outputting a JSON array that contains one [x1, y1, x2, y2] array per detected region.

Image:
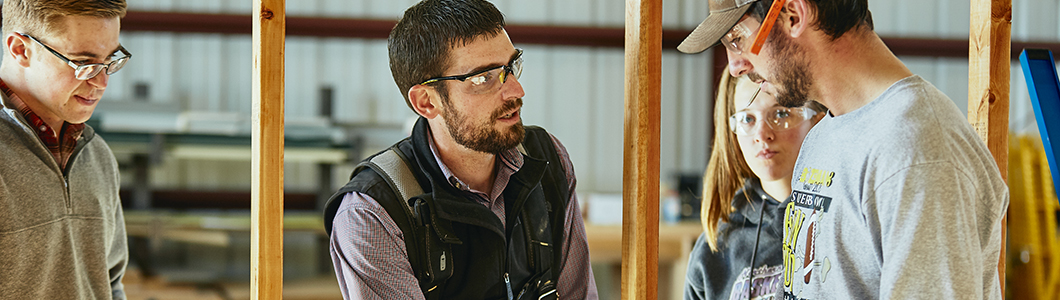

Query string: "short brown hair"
[[2, 0, 127, 38], [388, 0, 505, 111]]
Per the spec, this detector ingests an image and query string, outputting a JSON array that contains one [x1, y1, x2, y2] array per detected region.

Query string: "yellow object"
[[1007, 135, 1060, 299]]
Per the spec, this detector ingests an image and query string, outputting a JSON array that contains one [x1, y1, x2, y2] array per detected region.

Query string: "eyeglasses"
[[419, 49, 523, 95], [728, 106, 818, 136], [18, 32, 131, 80], [721, 0, 784, 55]]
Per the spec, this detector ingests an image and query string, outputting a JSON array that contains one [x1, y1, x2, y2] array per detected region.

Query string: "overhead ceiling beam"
[[123, 10, 1058, 58]]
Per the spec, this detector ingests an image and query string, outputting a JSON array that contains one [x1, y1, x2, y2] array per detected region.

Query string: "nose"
[[501, 75, 525, 101], [752, 121, 775, 143], [726, 49, 752, 77], [86, 71, 109, 89]]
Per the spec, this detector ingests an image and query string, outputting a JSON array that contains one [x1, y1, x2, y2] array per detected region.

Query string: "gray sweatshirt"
[[0, 95, 127, 299], [781, 76, 1008, 299]]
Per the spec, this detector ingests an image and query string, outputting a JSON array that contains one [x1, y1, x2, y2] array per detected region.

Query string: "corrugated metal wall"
[[104, 0, 1050, 195]]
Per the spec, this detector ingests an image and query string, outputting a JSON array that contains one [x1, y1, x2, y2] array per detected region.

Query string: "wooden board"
[[251, 0, 285, 299], [968, 0, 1010, 295], [622, 0, 661, 299]]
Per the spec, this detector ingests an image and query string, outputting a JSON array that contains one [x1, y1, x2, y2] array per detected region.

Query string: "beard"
[[441, 94, 525, 154], [765, 25, 813, 108]]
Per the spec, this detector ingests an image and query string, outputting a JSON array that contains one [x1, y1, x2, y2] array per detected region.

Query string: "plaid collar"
[[0, 79, 85, 171]]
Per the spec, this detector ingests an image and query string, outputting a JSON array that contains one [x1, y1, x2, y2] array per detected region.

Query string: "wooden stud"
[[251, 0, 285, 299], [622, 0, 661, 299], [969, 0, 1010, 295]]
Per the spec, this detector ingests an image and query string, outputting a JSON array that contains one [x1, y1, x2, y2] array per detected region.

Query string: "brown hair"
[[2, 0, 127, 38], [388, 0, 505, 112], [700, 72, 827, 252], [701, 71, 756, 252]]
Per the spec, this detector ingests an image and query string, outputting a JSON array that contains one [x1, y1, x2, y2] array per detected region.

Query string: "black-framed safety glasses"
[[418, 49, 523, 95]]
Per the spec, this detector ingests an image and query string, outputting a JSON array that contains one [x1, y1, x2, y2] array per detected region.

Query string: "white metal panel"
[[221, 0, 253, 14], [365, 0, 410, 20], [591, 49, 625, 193], [896, 0, 936, 37], [594, 0, 625, 27], [225, 36, 253, 115], [365, 41, 407, 124], [661, 0, 683, 29], [320, 0, 365, 17], [329, 40, 372, 124], [660, 52, 681, 180], [285, 37, 321, 120], [868, 0, 898, 35], [1012, 62, 1038, 134], [937, 0, 971, 38], [1013, 0, 1060, 41], [548, 47, 595, 193], [677, 53, 711, 174], [203, 34, 225, 112], [518, 45, 554, 129], [680, 0, 709, 29], [550, 0, 593, 26], [176, 35, 208, 110], [929, 57, 970, 116], [136, 0, 175, 11], [505, 0, 550, 24], [175, 0, 219, 13], [286, 0, 322, 16]]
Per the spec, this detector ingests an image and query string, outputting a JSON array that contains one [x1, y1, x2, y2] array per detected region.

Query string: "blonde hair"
[[2, 0, 127, 38], [700, 72, 827, 252], [701, 71, 756, 252]]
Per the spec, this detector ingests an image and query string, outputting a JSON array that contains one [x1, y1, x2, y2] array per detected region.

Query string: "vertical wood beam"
[[622, 0, 661, 299], [969, 0, 1010, 295], [251, 0, 285, 299]]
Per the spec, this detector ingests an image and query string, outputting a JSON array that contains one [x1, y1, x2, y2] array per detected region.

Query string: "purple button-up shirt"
[[329, 133, 598, 300]]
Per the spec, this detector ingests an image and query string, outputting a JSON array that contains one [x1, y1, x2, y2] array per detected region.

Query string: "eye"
[[730, 35, 743, 46], [772, 109, 791, 119], [468, 71, 494, 86], [736, 113, 756, 124]]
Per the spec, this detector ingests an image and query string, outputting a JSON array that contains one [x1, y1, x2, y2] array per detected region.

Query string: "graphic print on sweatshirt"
[[729, 264, 783, 300], [782, 167, 835, 299]]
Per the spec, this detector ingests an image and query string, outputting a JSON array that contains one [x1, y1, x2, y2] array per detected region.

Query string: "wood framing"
[[251, 0, 285, 299], [969, 0, 1010, 295], [622, 0, 661, 299]]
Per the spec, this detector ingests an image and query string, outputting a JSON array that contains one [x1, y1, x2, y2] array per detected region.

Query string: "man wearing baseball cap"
[[680, 1, 1008, 299]]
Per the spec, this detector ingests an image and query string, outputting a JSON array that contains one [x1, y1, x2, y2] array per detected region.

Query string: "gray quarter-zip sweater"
[[0, 93, 127, 300]]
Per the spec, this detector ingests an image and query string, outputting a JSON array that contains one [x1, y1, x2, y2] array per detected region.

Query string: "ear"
[[408, 84, 441, 119], [780, 0, 813, 39], [5, 33, 31, 68]]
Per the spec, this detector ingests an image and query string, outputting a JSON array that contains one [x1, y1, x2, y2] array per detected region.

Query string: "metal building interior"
[[68, 0, 1060, 299]]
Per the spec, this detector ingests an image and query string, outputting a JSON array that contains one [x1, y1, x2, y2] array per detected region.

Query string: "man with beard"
[[323, 0, 597, 299], [679, 0, 1007, 299]]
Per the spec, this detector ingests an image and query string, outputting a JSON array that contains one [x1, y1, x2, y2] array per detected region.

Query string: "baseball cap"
[[677, 0, 758, 54]]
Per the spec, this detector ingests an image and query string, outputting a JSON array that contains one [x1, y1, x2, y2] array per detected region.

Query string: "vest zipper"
[[505, 273, 514, 300]]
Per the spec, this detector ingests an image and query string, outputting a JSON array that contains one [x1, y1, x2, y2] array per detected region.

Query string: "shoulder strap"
[[361, 148, 452, 300], [363, 148, 423, 212]]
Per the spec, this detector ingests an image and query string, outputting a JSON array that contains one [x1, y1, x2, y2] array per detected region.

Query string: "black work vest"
[[324, 117, 569, 300]]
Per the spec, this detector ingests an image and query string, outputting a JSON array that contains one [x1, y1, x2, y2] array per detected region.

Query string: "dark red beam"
[[122, 11, 688, 49], [124, 11, 1060, 58]]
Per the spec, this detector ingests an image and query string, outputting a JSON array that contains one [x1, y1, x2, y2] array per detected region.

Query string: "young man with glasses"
[[0, 0, 130, 299], [680, 0, 1007, 299], [323, 0, 597, 299]]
